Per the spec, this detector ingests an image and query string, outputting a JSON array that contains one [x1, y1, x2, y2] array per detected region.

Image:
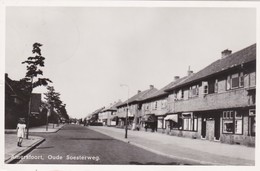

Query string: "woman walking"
[[17, 118, 26, 147]]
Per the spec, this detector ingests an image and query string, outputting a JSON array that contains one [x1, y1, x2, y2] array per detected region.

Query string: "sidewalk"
[[4, 124, 65, 163], [5, 123, 65, 134], [88, 126, 255, 166], [5, 134, 44, 163]]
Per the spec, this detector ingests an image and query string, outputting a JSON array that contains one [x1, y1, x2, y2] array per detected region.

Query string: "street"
[[17, 124, 188, 165]]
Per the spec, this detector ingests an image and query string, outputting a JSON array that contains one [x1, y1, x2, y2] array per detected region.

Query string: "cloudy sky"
[[5, 7, 256, 119]]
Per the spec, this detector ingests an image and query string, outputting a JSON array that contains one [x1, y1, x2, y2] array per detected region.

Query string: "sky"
[[5, 7, 256, 119]]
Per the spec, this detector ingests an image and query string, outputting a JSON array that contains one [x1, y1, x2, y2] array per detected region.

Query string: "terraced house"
[[98, 100, 122, 126], [164, 44, 256, 146], [140, 75, 191, 132], [116, 85, 158, 130]]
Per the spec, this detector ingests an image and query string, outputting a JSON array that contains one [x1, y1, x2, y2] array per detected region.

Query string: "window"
[[181, 90, 184, 99], [231, 73, 239, 88], [154, 102, 158, 110], [223, 111, 243, 134], [189, 85, 199, 98], [248, 109, 255, 136], [146, 104, 149, 110], [161, 100, 167, 108], [215, 79, 218, 93], [202, 81, 208, 95], [239, 72, 244, 87], [182, 113, 197, 131], [249, 72, 256, 87], [227, 72, 244, 90]]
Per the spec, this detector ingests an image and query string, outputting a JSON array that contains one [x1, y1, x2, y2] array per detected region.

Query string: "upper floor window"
[[146, 104, 149, 110], [227, 72, 244, 90], [161, 100, 167, 108], [189, 85, 199, 98], [249, 72, 256, 87]]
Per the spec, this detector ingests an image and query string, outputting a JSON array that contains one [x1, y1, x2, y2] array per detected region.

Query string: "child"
[[17, 118, 26, 147]]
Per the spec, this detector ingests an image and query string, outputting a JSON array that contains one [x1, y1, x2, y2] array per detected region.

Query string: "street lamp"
[[120, 84, 129, 139]]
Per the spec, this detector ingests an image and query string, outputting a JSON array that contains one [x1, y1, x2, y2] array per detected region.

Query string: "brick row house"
[[98, 100, 122, 126], [163, 44, 256, 146], [116, 85, 158, 130], [86, 43, 256, 146], [86, 107, 105, 125], [139, 75, 193, 133]]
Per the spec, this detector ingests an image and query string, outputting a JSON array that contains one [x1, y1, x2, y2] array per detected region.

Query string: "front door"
[[214, 116, 220, 140], [201, 118, 206, 138]]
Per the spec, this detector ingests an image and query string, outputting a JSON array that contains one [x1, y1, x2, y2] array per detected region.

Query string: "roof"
[[117, 87, 158, 107], [165, 43, 256, 91], [142, 76, 190, 101], [102, 100, 122, 112], [91, 107, 105, 115], [5, 74, 30, 101]]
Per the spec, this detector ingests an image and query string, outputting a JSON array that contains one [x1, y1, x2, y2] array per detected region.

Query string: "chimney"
[[150, 85, 154, 89], [187, 66, 193, 76], [221, 49, 232, 58], [174, 76, 180, 81], [137, 90, 141, 94]]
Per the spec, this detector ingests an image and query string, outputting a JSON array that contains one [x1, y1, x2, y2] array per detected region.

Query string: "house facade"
[[5, 74, 48, 128], [164, 44, 256, 146], [116, 85, 158, 130], [99, 100, 122, 126], [140, 76, 193, 133]]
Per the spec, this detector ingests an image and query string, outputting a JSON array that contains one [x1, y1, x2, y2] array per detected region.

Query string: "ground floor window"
[[249, 109, 255, 136], [182, 113, 197, 131], [223, 110, 243, 134]]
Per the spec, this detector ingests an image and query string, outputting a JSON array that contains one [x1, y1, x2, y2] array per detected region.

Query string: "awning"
[[164, 114, 178, 122], [141, 114, 156, 122]]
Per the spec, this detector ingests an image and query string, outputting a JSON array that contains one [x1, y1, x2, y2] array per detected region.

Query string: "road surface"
[[17, 124, 189, 165]]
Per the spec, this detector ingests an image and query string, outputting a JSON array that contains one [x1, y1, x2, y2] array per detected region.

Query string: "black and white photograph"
[[1, 0, 259, 170]]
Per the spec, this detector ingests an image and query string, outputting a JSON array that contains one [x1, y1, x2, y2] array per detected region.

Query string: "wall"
[[172, 88, 251, 112], [220, 109, 255, 146]]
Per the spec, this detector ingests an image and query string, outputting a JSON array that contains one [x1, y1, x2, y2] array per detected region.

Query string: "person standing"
[[17, 118, 26, 147]]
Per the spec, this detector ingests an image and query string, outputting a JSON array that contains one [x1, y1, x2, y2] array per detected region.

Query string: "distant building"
[[140, 75, 191, 132], [99, 100, 122, 126], [116, 85, 158, 130]]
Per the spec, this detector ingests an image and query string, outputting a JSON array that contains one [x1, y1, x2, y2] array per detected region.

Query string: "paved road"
[[17, 124, 190, 165]]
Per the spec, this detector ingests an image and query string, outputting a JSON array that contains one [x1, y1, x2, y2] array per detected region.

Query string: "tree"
[[21, 43, 52, 138], [44, 86, 69, 125], [44, 86, 61, 125]]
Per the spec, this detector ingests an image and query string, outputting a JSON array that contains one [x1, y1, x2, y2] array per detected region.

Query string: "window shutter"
[[215, 79, 218, 93]]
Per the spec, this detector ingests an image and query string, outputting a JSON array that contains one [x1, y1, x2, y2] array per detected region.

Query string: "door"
[[201, 118, 206, 138], [214, 116, 220, 140]]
